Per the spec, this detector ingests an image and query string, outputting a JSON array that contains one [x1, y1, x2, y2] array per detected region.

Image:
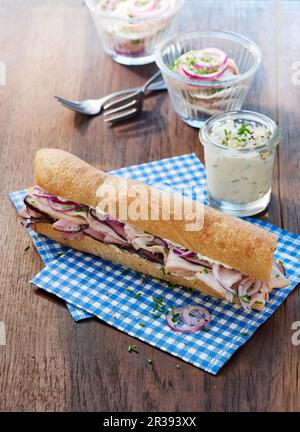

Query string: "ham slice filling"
[[19, 186, 290, 310]]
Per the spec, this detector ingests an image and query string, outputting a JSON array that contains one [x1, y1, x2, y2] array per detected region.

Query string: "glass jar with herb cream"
[[199, 110, 279, 216]]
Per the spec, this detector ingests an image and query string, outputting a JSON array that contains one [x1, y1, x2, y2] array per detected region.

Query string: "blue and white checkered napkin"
[[9, 154, 300, 374]]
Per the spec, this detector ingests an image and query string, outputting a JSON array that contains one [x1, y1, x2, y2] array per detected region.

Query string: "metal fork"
[[103, 70, 163, 123], [55, 71, 165, 116]]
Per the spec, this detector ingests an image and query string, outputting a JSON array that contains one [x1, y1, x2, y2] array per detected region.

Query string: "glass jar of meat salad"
[[199, 111, 280, 217], [155, 30, 261, 127], [85, 0, 184, 66]]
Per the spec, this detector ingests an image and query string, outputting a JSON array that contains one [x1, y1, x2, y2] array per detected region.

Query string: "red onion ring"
[[182, 62, 229, 81], [247, 280, 263, 297], [212, 264, 235, 294], [166, 306, 211, 334], [129, 0, 156, 16], [182, 306, 211, 326], [237, 277, 253, 311], [47, 201, 78, 212], [194, 48, 228, 71], [173, 248, 212, 268]]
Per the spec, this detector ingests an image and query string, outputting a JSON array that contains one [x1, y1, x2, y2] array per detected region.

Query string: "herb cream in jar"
[[199, 110, 279, 216]]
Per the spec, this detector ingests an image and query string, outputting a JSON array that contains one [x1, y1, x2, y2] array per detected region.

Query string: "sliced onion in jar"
[[182, 62, 229, 81], [129, 0, 156, 16], [194, 48, 228, 71]]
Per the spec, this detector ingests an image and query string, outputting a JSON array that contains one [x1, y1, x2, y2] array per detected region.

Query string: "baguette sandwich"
[[19, 149, 290, 311]]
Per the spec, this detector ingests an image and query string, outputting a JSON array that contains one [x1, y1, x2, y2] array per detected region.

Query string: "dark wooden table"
[[1, 0, 299, 412]]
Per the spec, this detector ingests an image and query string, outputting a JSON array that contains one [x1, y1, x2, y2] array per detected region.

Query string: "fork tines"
[[104, 108, 139, 123]]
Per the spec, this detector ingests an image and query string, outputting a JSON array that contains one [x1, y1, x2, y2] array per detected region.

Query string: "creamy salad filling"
[[19, 186, 290, 311], [205, 119, 276, 204]]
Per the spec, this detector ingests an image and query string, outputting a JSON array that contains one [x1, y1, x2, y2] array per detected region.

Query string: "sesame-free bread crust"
[[34, 148, 277, 282]]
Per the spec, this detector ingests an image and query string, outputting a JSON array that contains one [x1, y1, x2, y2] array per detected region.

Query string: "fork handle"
[[142, 71, 163, 93], [102, 77, 166, 105]]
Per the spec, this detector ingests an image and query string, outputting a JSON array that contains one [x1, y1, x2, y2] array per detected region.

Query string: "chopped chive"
[[128, 344, 139, 354], [240, 332, 249, 337], [56, 252, 64, 258], [126, 288, 134, 293], [139, 323, 145, 328], [134, 292, 142, 299]]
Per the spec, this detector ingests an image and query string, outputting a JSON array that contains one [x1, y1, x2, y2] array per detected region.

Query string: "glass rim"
[[199, 110, 280, 152], [155, 29, 262, 88], [85, 0, 184, 23]]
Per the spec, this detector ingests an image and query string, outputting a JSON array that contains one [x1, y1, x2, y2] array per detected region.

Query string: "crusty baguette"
[[34, 148, 277, 282], [31, 222, 264, 311]]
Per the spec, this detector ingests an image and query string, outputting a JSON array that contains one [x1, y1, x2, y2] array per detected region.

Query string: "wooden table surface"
[[1, 0, 299, 412]]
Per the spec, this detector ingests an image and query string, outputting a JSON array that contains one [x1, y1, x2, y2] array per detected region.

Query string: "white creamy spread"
[[205, 119, 275, 204]]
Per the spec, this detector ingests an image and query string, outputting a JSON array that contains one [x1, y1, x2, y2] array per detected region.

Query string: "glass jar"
[[155, 30, 262, 128], [199, 110, 280, 217], [85, 0, 184, 66]]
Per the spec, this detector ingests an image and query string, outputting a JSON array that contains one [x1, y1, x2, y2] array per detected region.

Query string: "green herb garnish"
[[237, 122, 251, 136], [240, 332, 249, 337], [128, 344, 139, 354], [171, 312, 181, 323], [134, 292, 142, 299], [126, 288, 134, 293], [151, 296, 166, 318]]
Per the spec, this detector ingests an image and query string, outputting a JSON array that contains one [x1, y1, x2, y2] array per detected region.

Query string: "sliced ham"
[[105, 217, 127, 239], [131, 235, 166, 256], [124, 224, 146, 243], [87, 212, 129, 246], [212, 264, 242, 291], [19, 206, 44, 219], [83, 227, 105, 242], [24, 195, 87, 225], [269, 262, 290, 289], [52, 219, 85, 233], [197, 271, 233, 302], [165, 250, 207, 277], [137, 249, 164, 265]]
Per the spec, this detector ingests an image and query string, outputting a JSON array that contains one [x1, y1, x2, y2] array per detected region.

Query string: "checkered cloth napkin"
[[9, 154, 300, 374]]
